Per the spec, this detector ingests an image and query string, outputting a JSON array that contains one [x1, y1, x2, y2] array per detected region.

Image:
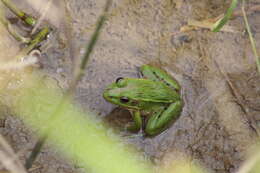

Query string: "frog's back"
[[123, 78, 180, 103]]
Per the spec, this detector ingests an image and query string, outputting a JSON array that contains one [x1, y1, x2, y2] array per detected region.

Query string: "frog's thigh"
[[140, 65, 180, 91], [145, 101, 182, 135]]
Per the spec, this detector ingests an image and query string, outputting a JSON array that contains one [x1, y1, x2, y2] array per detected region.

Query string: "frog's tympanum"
[[103, 65, 183, 136]]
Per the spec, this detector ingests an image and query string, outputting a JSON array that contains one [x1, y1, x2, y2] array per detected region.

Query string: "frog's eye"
[[120, 96, 129, 103], [115, 77, 127, 87], [116, 77, 124, 83]]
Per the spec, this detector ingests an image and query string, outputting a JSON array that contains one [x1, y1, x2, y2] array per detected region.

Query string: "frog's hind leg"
[[140, 65, 180, 91], [145, 101, 182, 136], [126, 111, 142, 132]]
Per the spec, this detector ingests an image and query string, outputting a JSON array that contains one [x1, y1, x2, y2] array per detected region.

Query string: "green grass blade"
[[1, 0, 36, 26], [212, 0, 238, 32], [242, 0, 260, 73]]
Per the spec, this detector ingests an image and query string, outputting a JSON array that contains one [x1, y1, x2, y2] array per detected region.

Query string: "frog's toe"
[[144, 126, 160, 136]]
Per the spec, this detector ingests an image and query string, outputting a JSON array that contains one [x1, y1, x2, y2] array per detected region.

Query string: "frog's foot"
[[145, 101, 182, 136], [125, 123, 140, 132], [124, 132, 145, 139], [125, 111, 142, 132]]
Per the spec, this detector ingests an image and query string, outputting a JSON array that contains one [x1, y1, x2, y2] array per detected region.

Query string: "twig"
[[242, 0, 260, 74], [233, 4, 260, 18], [0, 57, 37, 70], [0, 135, 27, 173], [187, 19, 240, 33], [24, 134, 48, 169], [18, 26, 50, 57], [183, 4, 260, 34], [70, 0, 112, 93], [236, 149, 260, 173], [0, 11, 30, 43], [1, 0, 36, 26], [0, 0, 50, 56], [31, 0, 53, 34], [62, 0, 76, 69]]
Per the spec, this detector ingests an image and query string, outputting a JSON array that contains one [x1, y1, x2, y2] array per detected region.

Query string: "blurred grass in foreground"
[[0, 70, 208, 173], [3, 72, 152, 173], [159, 159, 206, 173]]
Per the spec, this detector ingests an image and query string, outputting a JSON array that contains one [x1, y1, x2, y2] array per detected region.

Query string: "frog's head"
[[103, 77, 141, 110], [103, 77, 179, 110]]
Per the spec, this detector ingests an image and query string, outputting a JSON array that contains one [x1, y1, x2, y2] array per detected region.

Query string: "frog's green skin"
[[103, 65, 183, 136]]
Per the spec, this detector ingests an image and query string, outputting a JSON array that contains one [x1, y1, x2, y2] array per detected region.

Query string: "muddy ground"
[[0, 0, 260, 173]]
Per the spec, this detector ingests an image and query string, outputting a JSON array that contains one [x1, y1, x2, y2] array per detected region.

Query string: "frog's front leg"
[[140, 65, 181, 91], [126, 110, 142, 132], [145, 101, 182, 135]]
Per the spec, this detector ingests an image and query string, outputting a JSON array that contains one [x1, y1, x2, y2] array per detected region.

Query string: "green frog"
[[103, 65, 183, 136]]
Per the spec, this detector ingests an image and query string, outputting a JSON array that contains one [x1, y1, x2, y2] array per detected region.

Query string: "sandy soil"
[[0, 0, 260, 173]]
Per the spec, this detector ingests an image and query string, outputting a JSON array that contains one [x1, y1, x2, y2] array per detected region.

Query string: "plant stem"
[[19, 26, 50, 56], [0, 10, 30, 43], [25, 134, 48, 170], [24, 0, 112, 169], [1, 0, 36, 26], [71, 0, 112, 92], [242, 0, 260, 73], [212, 0, 238, 32]]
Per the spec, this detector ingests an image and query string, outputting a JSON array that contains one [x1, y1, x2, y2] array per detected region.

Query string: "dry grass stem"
[[0, 57, 37, 70], [31, 0, 53, 34], [236, 149, 260, 173], [0, 135, 27, 173], [186, 19, 240, 33], [241, 1, 260, 73]]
